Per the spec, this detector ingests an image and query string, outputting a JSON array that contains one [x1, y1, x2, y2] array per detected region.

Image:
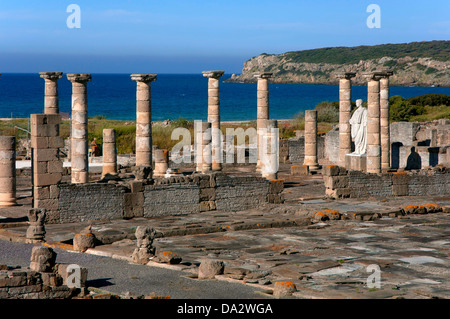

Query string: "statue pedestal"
[[345, 153, 366, 172]]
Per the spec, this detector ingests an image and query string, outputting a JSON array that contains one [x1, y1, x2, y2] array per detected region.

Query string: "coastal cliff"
[[226, 41, 450, 87]]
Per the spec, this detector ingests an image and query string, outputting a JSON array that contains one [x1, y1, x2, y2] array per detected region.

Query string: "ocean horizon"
[[1, 73, 449, 122]]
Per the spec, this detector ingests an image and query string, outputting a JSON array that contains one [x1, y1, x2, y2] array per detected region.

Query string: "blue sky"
[[0, 0, 449, 73]]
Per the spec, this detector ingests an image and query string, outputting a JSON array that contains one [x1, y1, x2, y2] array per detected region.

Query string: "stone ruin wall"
[[47, 173, 283, 224], [323, 164, 450, 199], [321, 120, 450, 169]]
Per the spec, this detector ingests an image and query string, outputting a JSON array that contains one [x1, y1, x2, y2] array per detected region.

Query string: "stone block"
[[200, 200, 215, 212], [41, 272, 62, 287], [392, 184, 409, 196], [273, 281, 297, 299], [392, 172, 409, 185], [48, 136, 64, 148], [345, 154, 367, 172], [34, 198, 59, 211], [49, 185, 60, 199], [199, 187, 215, 201], [198, 259, 224, 280], [123, 192, 144, 219], [31, 137, 48, 149], [34, 172, 62, 187], [34, 148, 59, 162], [323, 176, 349, 190], [267, 193, 284, 204], [323, 165, 340, 176], [35, 187, 50, 200], [326, 187, 351, 198], [291, 164, 309, 176], [47, 160, 63, 174], [129, 181, 144, 193], [269, 179, 284, 194]]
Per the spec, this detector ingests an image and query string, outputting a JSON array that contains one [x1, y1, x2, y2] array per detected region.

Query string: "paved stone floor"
[[1, 163, 449, 299]]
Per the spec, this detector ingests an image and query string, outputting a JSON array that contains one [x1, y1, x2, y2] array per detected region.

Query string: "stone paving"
[[0, 164, 449, 299]]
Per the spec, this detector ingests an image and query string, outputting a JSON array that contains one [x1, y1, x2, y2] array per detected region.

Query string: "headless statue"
[[349, 99, 367, 155]]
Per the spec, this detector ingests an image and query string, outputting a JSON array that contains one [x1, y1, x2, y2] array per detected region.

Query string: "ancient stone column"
[[154, 149, 169, 177], [67, 74, 91, 184], [26, 208, 46, 243], [132, 226, 156, 265], [255, 72, 272, 171], [0, 136, 16, 207], [365, 74, 382, 174], [202, 70, 224, 171], [303, 110, 319, 170], [131, 74, 157, 170], [337, 72, 356, 166], [195, 121, 212, 173], [39, 72, 63, 115], [102, 128, 117, 176], [379, 71, 393, 170], [261, 119, 279, 180]]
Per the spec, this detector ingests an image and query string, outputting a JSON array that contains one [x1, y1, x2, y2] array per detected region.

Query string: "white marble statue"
[[349, 99, 367, 155]]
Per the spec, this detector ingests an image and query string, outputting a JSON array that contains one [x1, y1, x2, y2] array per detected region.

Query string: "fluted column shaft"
[[203, 70, 224, 171], [67, 73, 91, 183], [380, 75, 392, 170], [261, 120, 278, 180], [102, 128, 117, 176], [366, 78, 381, 173], [255, 73, 272, 171], [0, 137, 16, 206], [303, 110, 319, 170], [337, 73, 356, 166], [195, 121, 212, 173], [131, 74, 157, 169]]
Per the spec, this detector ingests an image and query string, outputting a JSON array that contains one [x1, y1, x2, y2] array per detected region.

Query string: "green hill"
[[282, 41, 450, 64]]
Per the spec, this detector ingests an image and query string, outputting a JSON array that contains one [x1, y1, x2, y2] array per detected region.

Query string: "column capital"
[[67, 73, 92, 83], [335, 72, 356, 79], [363, 70, 393, 81], [202, 70, 225, 79], [130, 74, 157, 83], [39, 72, 63, 80], [377, 70, 394, 79], [254, 72, 273, 79]]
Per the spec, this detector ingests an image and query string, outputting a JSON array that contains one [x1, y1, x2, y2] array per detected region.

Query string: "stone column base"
[[345, 153, 367, 172]]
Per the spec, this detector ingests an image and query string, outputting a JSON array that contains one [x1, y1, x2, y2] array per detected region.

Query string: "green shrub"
[[406, 94, 450, 107], [390, 99, 426, 122], [314, 101, 339, 123]]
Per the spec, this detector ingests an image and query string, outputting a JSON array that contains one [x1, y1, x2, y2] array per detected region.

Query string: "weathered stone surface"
[[29, 246, 56, 272], [198, 259, 224, 280], [132, 165, 152, 180], [272, 281, 297, 298], [153, 250, 182, 264], [73, 226, 97, 252], [26, 208, 46, 243], [132, 226, 156, 264]]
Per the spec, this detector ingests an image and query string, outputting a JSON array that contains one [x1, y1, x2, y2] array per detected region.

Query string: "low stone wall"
[[288, 136, 325, 164], [59, 184, 127, 223], [323, 165, 450, 199], [42, 173, 284, 224], [0, 265, 83, 299]]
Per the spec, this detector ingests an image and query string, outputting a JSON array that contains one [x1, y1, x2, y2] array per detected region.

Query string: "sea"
[[1, 73, 449, 121]]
